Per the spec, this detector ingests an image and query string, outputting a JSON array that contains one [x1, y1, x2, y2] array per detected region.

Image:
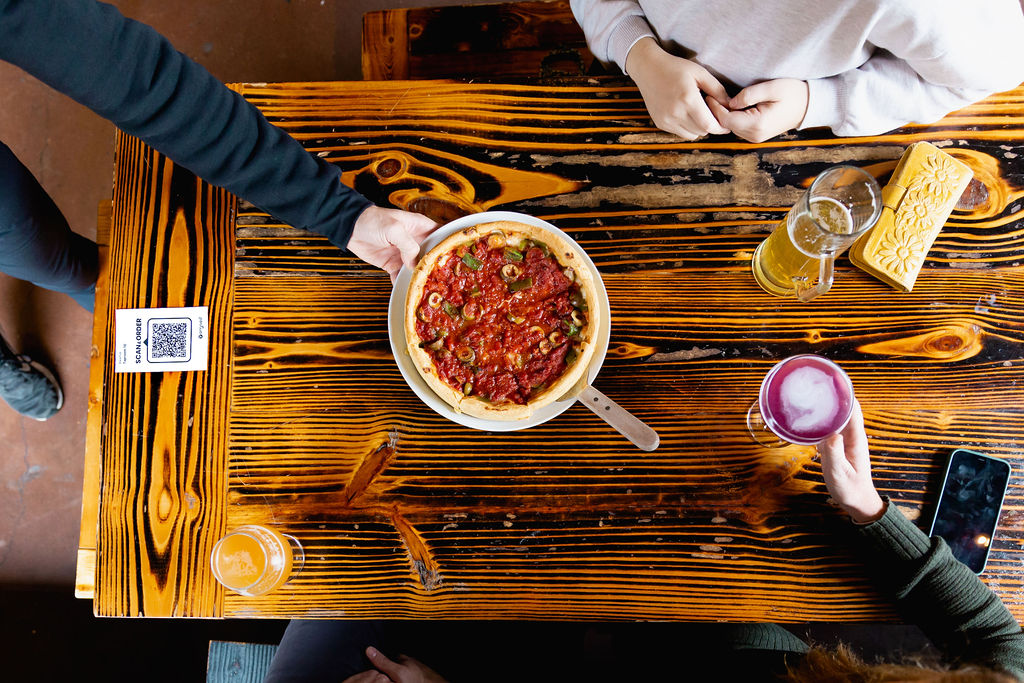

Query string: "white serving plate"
[[388, 211, 611, 431]]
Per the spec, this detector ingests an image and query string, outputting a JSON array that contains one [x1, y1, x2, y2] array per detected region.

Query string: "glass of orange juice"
[[210, 525, 304, 596]]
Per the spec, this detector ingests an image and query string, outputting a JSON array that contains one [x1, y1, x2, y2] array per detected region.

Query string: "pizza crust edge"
[[404, 220, 602, 421]]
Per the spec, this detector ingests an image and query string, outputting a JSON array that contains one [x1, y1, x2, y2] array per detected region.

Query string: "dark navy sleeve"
[[0, 0, 372, 248]]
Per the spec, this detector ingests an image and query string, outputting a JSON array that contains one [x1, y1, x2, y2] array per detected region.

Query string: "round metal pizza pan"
[[388, 210, 611, 432]]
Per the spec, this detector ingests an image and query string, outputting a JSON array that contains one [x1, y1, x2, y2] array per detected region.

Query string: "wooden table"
[[77, 80, 1024, 621]]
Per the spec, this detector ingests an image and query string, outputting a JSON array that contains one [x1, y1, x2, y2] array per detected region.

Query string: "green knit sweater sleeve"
[[854, 499, 1024, 680]]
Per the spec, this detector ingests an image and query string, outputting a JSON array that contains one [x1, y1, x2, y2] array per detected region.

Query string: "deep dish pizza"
[[405, 220, 601, 420]]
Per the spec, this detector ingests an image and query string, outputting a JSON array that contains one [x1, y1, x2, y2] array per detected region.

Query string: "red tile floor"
[[0, 1, 929, 679]]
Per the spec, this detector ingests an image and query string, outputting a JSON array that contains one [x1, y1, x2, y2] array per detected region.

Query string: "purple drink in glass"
[[758, 355, 854, 446]]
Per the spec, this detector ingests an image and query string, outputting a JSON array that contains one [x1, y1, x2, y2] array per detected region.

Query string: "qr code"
[[148, 318, 191, 362]]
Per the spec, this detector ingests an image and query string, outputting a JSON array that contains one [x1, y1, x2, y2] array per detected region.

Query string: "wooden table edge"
[[76, 199, 112, 600]]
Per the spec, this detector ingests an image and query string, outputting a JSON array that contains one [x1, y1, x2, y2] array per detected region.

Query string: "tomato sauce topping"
[[414, 234, 588, 405]]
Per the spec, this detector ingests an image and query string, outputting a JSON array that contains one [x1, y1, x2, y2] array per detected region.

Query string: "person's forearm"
[[803, 0, 1024, 138], [623, 35, 659, 79], [801, 53, 1002, 137], [0, 0, 371, 248], [855, 501, 1024, 677]]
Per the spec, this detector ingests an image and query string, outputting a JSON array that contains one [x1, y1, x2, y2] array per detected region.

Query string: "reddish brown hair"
[[784, 644, 1016, 683]]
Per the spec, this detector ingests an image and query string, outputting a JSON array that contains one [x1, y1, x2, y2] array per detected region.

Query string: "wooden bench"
[[206, 641, 277, 682], [362, 0, 603, 82]]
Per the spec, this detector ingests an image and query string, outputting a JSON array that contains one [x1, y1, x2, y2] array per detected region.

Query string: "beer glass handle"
[[795, 253, 835, 302]]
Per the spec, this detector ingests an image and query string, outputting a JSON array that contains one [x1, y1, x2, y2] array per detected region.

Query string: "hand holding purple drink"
[[747, 354, 885, 523], [818, 398, 887, 524]]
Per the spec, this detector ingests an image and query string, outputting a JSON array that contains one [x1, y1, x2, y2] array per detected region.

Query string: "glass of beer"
[[210, 525, 304, 596], [752, 165, 882, 301], [747, 354, 855, 447]]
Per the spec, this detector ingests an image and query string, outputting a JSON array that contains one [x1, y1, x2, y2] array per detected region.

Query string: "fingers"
[[819, 399, 868, 467], [705, 96, 736, 128], [662, 101, 729, 140], [631, 50, 731, 140], [667, 92, 729, 139], [390, 221, 425, 271], [843, 396, 864, 435], [728, 81, 777, 110], [388, 212, 436, 277], [718, 79, 808, 142], [381, 255, 401, 283], [681, 67, 729, 136], [817, 397, 884, 523], [347, 206, 436, 281], [366, 647, 403, 679], [818, 431, 844, 465], [818, 425, 861, 514], [819, 397, 871, 488], [815, 430, 847, 493], [840, 397, 870, 466], [707, 97, 776, 143], [692, 65, 730, 110], [710, 83, 776, 142], [406, 213, 439, 243], [343, 672, 391, 683], [690, 100, 731, 137], [706, 97, 764, 141]]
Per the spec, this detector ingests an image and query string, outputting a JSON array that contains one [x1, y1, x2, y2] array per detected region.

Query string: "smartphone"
[[929, 448, 1011, 574]]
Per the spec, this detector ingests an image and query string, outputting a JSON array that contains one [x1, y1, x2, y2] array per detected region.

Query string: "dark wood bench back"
[[362, 1, 600, 82]]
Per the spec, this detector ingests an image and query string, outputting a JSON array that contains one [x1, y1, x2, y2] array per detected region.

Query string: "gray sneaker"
[[0, 353, 64, 421]]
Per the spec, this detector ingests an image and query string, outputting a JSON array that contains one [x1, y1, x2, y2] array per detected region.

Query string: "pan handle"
[[579, 385, 659, 452]]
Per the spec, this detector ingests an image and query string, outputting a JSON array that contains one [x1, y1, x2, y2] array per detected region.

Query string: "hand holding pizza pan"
[[391, 211, 659, 450]]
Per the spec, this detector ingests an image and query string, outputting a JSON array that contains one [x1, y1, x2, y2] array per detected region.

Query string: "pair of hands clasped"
[[625, 37, 809, 143]]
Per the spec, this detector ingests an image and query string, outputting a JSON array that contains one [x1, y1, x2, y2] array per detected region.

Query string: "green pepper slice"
[[508, 277, 533, 293]]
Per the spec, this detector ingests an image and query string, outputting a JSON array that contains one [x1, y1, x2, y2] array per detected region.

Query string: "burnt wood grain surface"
[[88, 80, 1024, 621], [89, 133, 235, 617]]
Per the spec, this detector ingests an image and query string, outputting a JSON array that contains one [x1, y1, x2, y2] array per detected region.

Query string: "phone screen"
[[930, 449, 1011, 574]]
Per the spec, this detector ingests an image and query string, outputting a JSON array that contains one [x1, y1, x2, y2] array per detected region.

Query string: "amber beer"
[[752, 165, 882, 300], [211, 525, 303, 596], [752, 197, 854, 295]]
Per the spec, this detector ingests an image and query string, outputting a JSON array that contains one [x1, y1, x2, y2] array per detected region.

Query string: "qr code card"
[[113, 306, 209, 373]]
